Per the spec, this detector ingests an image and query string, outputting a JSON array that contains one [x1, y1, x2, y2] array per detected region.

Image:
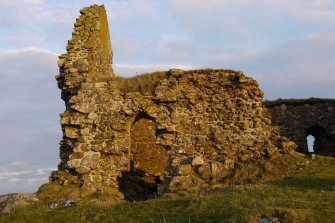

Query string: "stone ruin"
[[49, 5, 334, 200], [265, 99, 335, 155]]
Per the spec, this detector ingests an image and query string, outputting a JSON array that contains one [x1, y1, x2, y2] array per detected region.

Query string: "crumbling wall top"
[[56, 4, 114, 101], [264, 98, 335, 107]]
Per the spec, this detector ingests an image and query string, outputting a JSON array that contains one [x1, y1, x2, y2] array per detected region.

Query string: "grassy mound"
[[2, 153, 335, 223]]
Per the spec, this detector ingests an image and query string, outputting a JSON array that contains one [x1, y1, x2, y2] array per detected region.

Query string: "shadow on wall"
[[117, 162, 163, 201], [117, 114, 169, 201], [306, 125, 322, 154], [306, 125, 335, 156]]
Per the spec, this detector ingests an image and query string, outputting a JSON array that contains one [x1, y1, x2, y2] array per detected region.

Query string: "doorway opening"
[[307, 134, 315, 153], [305, 125, 323, 154], [117, 114, 168, 200]]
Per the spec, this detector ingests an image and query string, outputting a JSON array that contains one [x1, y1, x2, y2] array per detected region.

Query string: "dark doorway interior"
[[118, 116, 168, 201], [305, 125, 333, 155]]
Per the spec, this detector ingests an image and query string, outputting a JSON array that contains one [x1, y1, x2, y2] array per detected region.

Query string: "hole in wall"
[[117, 115, 168, 201], [305, 125, 326, 155], [307, 135, 315, 153]]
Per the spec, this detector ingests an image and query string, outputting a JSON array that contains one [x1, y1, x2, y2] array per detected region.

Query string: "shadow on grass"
[[267, 176, 335, 191]]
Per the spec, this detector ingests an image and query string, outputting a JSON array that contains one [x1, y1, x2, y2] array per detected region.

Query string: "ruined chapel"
[[49, 5, 335, 200]]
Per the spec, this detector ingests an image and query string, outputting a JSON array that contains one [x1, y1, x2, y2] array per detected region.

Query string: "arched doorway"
[[118, 115, 169, 200], [306, 125, 330, 155]]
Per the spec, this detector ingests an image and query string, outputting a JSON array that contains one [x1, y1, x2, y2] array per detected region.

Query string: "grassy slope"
[[1, 153, 335, 223]]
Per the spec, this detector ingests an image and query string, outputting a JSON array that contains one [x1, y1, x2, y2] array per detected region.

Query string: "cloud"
[[106, 0, 159, 20], [0, 48, 62, 194], [0, 48, 60, 108], [166, 0, 335, 52], [0, 168, 55, 194], [215, 34, 335, 99], [0, 0, 43, 8], [169, 0, 335, 19], [9, 161, 27, 166]]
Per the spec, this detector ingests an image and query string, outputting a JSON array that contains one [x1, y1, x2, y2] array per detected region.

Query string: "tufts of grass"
[[36, 183, 81, 204], [116, 71, 168, 95]]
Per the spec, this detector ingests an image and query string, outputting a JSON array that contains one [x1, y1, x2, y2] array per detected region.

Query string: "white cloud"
[[0, 168, 55, 194], [0, 47, 62, 194], [9, 161, 27, 166], [169, 0, 335, 18], [0, 170, 32, 179], [0, 167, 8, 173], [215, 34, 335, 99], [107, 0, 159, 20], [0, 0, 43, 7], [167, 0, 335, 53]]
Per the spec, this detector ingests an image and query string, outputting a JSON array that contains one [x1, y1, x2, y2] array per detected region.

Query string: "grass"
[[116, 71, 168, 95], [1, 153, 335, 223]]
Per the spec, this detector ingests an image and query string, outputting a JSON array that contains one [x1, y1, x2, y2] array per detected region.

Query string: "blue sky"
[[0, 0, 334, 194]]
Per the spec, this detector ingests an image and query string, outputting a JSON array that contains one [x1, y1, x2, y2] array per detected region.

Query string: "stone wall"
[[265, 99, 335, 155], [49, 4, 295, 199]]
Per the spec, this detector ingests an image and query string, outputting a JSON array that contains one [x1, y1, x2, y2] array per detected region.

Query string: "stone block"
[[192, 156, 204, 166], [177, 164, 192, 176]]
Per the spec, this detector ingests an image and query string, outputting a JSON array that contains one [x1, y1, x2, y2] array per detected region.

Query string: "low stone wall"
[[265, 99, 335, 155]]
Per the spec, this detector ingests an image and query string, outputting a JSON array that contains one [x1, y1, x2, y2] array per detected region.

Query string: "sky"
[[0, 0, 334, 194]]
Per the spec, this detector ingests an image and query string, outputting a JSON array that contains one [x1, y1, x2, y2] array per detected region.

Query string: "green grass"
[[2, 153, 335, 223], [116, 71, 168, 95]]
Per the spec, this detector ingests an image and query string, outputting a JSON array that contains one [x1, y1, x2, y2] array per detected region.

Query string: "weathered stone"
[[80, 152, 100, 169], [192, 156, 204, 166], [87, 112, 98, 120], [60, 116, 70, 125], [64, 127, 79, 139], [178, 164, 193, 176], [67, 159, 81, 169], [48, 198, 81, 209], [0, 193, 38, 214], [69, 68, 78, 73], [72, 103, 95, 113], [198, 163, 211, 180], [57, 59, 65, 68], [48, 4, 299, 200], [76, 166, 91, 174], [70, 152, 84, 159], [280, 104, 287, 110]]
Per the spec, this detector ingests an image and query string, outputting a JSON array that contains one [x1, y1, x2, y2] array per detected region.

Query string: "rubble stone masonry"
[[50, 5, 300, 199], [265, 99, 335, 155]]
